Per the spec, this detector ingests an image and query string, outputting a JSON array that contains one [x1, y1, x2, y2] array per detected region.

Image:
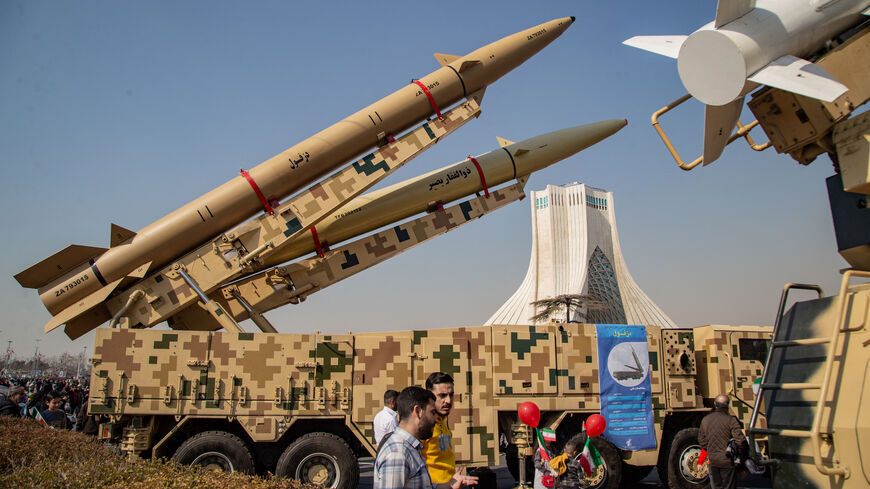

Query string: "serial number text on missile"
[[54, 274, 90, 297], [527, 28, 547, 40], [414, 80, 440, 96], [333, 206, 363, 221]]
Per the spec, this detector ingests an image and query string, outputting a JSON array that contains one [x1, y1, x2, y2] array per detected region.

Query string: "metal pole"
[[33, 339, 40, 377], [77, 346, 87, 378]]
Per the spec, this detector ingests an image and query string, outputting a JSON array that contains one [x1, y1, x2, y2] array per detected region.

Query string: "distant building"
[[486, 182, 677, 328]]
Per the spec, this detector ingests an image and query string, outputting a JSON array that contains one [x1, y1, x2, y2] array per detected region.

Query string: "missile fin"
[[748, 55, 848, 103], [714, 0, 756, 28], [622, 36, 687, 59], [458, 59, 482, 72], [467, 87, 486, 105], [702, 97, 744, 166], [513, 147, 531, 157], [15, 244, 108, 289], [127, 261, 152, 279], [64, 305, 111, 340], [497, 137, 516, 148], [434, 53, 460, 66], [110, 223, 137, 247], [44, 277, 123, 334]]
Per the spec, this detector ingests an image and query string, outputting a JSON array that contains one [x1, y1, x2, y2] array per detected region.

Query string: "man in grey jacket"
[[699, 395, 746, 489]]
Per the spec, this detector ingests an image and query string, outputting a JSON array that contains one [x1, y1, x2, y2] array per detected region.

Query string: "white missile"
[[624, 0, 870, 164]]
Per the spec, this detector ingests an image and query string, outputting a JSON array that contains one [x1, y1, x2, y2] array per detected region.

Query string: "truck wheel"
[[657, 428, 677, 485], [666, 428, 709, 489], [580, 436, 621, 489], [620, 463, 653, 487], [171, 430, 254, 474], [275, 432, 359, 489]]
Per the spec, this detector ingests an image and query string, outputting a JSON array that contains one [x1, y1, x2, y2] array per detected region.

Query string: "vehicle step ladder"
[[748, 271, 870, 479]]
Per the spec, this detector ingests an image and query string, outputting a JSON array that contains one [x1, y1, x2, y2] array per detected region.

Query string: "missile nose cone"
[[458, 18, 575, 91], [510, 119, 627, 176], [570, 16, 576, 22]]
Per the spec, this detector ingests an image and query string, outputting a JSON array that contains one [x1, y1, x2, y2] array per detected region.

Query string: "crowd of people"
[[0, 375, 97, 433]]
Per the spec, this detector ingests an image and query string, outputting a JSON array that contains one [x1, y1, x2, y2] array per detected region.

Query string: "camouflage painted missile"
[[260, 119, 628, 268], [14, 17, 576, 323], [100, 121, 627, 333]]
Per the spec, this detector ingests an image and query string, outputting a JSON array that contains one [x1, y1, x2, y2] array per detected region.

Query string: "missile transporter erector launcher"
[[88, 323, 771, 489]]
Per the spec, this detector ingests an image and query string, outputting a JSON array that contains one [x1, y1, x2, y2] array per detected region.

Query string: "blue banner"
[[596, 324, 656, 450]]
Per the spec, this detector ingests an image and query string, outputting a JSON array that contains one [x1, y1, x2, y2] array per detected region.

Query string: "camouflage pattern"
[[90, 322, 771, 468], [693, 325, 770, 423], [208, 181, 527, 324], [662, 329, 700, 409], [103, 100, 482, 331]]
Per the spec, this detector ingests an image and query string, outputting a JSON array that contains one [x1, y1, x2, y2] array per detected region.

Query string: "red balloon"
[[518, 402, 541, 428], [586, 414, 606, 437]]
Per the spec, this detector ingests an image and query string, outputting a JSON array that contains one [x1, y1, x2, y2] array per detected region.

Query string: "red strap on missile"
[[311, 226, 324, 258], [468, 156, 490, 197], [240, 169, 274, 215], [412, 80, 443, 119]]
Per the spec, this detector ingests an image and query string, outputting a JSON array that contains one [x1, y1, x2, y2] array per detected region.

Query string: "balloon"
[[518, 401, 540, 427], [585, 414, 606, 437]]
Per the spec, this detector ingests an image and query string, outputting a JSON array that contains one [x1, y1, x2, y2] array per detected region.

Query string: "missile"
[[258, 119, 628, 268], [15, 17, 575, 321], [624, 0, 869, 164]]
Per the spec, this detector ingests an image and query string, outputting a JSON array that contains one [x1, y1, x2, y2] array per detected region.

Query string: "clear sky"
[[0, 1, 849, 358]]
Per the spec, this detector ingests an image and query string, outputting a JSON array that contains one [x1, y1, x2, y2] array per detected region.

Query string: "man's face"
[[430, 382, 454, 417], [386, 398, 397, 411], [48, 398, 62, 411], [417, 399, 438, 440]]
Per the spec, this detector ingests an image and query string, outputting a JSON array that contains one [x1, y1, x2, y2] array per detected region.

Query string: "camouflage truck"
[[88, 322, 771, 489]]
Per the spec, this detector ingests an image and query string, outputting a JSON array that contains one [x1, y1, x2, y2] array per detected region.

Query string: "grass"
[[0, 417, 314, 489]]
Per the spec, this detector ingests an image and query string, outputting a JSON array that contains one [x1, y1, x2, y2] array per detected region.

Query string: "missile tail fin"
[[110, 223, 137, 247], [714, 0, 756, 28], [703, 97, 744, 166], [44, 277, 123, 334], [434, 53, 460, 66], [497, 137, 516, 148], [748, 55, 848, 103], [622, 35, 687, 59], [15, 244, 108, 289]]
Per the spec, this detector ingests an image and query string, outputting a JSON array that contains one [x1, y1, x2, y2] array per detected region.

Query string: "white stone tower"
[[486, 182, 677, 328]]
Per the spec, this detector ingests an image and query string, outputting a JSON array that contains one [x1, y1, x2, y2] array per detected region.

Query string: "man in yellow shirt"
[[421, 372, 456, 484]]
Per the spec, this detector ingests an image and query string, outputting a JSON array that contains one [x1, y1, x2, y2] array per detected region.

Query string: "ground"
[[356, 456, 772, 489]]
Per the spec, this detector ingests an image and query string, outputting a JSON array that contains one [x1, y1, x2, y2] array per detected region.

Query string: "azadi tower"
[[486, 182, 677, 328]]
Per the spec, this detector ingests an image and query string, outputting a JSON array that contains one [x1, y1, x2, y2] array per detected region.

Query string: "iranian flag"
[[29, 407, 49, 428], [578, 437, 602, 477]]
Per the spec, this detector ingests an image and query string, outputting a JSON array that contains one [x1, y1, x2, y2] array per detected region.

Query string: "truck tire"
[[657, 429, 676, 486], [579, 435, 621, 489], [171, 430, 254, 474], [666, 428, 709, 489], [620, 463, 653, 487], [275, 432, 359, 489]]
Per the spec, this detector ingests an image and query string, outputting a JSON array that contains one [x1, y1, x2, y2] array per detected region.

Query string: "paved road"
[[357, 456, 772, 489]]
